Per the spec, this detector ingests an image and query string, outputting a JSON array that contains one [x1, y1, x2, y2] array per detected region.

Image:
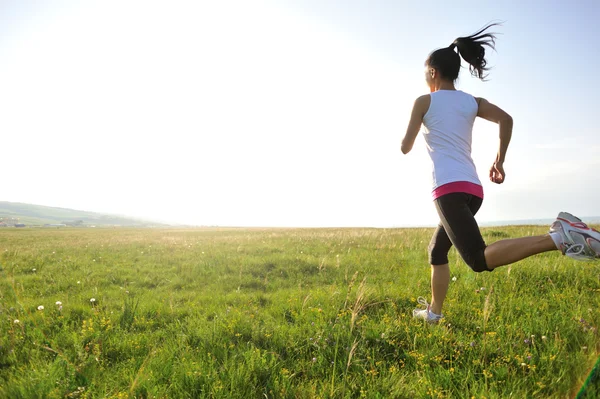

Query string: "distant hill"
[[0, 201, 168, 227]]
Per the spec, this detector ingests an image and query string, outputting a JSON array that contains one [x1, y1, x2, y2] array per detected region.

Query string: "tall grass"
[[0, 226, 598, 398]]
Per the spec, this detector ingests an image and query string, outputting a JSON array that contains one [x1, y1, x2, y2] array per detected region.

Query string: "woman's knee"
[[428, 242, 449, 265], [463, 248, 490, 273]]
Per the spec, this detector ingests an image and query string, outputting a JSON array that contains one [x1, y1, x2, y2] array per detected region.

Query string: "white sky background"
[[0, 0, 598, 227]]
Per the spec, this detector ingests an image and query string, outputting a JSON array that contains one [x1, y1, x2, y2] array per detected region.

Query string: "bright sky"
[[0, 0, 599, 227]]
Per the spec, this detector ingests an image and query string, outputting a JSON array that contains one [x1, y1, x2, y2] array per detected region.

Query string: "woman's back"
[[422, 90, 480, 189]]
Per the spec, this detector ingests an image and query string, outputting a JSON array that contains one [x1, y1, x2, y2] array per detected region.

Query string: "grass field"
[[0, 226, 599, 398]]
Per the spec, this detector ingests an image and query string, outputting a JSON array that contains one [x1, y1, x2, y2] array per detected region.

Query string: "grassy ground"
[[0, 226, 598, 398]]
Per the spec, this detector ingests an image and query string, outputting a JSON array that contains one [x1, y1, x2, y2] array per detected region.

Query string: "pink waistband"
[[432, 181, 484, 200]]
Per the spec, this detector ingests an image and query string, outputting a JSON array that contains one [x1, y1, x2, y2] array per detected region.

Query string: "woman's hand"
[[489, 162, 505, 184]]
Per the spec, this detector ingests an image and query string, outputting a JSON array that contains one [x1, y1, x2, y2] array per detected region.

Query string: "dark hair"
[[426, 23, 500, 81]]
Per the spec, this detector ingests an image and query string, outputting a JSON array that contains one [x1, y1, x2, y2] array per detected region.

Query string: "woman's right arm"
[[401, 95, 430, 154], [476, 97, 513, 184]]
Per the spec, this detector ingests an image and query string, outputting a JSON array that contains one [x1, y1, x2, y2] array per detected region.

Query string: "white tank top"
[[422, 90, 481, 190]]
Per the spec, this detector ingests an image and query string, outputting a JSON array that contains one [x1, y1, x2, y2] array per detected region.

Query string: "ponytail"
[[453, 23, 500, 80], [426, 22, 500, 81]]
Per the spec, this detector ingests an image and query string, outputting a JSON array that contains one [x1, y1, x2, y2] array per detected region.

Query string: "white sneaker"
[[550, 212, 600, 261], [412, 297, 443, 324]]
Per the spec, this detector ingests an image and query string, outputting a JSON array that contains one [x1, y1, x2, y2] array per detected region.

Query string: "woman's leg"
[[430, 263, 450, 315], [426, 193, 569, 317], [436, 193, 562, 272], [428, 224, 453, 315], [435, 193, 490, 272], [485, 212, 600, 267], [485, 235, 556, 269]]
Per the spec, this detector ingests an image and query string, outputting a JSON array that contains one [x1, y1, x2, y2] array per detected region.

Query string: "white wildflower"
[[452, 276, 457, 282], [90, 298, 96, 303], [13, 319, 20, 324], [55, 301, 62, 306], [37, 305, 44, 311]]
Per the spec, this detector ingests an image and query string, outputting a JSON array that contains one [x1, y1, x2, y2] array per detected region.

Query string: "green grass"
[[0, 226, 598, 398]]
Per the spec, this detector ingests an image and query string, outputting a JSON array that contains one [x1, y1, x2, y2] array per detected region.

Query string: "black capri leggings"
[[428, 192, 491, 272]]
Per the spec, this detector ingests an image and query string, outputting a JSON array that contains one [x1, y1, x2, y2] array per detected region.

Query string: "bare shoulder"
[[475, 97, 512, 123], [413, 94, 431, 116], [415, 94, 431, 106], [474, 96, 488, 106]]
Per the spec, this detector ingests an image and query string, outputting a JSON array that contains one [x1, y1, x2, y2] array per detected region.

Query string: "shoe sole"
[[569, 231, 600, 260], [587, 237, 600, 257], [556, 217, 600, 260]]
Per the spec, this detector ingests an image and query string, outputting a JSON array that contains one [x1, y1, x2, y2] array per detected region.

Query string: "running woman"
[[401, 23, 600, 323]]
